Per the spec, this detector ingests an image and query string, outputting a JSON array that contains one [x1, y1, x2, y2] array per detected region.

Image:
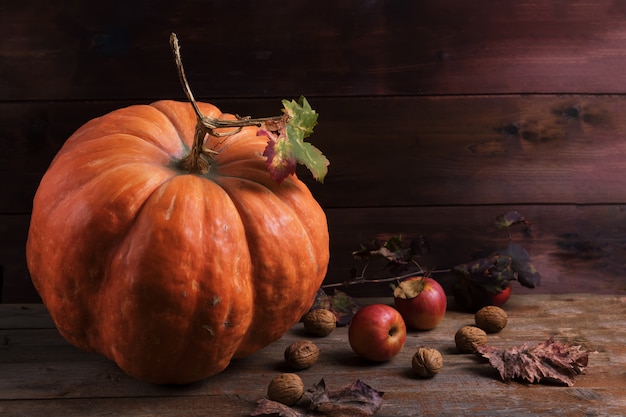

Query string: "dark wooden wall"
[[3, 0, 626, 302]]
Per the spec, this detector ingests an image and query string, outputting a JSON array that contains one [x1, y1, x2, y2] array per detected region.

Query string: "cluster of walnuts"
[[413, 305, 508, 378], [267, 308, 336, 405], [455, 305, 508, 353], [267, 305, 509, 405]]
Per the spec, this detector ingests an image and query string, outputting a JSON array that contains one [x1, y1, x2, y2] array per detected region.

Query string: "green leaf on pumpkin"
[[260, 97, 329, 183], [282, 97, 318, 138], [283, 97, 329, 183], [261, 129, 296, 183]]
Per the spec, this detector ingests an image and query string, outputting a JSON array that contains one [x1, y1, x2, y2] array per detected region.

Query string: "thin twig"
[[321, 268, 452, 289]]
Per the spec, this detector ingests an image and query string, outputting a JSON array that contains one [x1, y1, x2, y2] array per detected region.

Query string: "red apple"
[[486, 285, 511, 307], [393, 277, 447, 330], [348, 304, 407, 362], [453, 279, 512, 312]]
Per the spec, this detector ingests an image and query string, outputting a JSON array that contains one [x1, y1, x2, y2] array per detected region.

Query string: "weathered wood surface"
[[1, 294, 625, 416]]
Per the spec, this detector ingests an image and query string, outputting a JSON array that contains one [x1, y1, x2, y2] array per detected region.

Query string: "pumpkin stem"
[[170, 33, 284, 174]]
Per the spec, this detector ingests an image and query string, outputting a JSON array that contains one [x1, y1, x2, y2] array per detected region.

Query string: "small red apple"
[[348, 304, 407, 362], [486, 285, 511, 307], [393, 277, 447, 330], [453, 279, 512, 312]]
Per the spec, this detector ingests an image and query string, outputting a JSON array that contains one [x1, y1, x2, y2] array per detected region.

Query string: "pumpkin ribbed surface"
[[26, 100, 329, 384]]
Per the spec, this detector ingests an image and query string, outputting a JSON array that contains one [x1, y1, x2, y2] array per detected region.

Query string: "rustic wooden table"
[[1, 294, 625, 417]]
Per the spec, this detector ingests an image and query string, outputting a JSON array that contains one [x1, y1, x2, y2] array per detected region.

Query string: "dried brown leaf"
[[252, 379, 384, 417], [477, 336, 590, 386], [306, 378, 384, 416]]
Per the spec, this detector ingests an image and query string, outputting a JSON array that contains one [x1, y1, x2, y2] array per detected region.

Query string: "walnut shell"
[[454, 325, 487, 353], [267, 373, 304, 406], [303, 308, 337, 336], [284, 340, 319, 370], [411, 347, 443, 378], [475, 305, 508, 333]]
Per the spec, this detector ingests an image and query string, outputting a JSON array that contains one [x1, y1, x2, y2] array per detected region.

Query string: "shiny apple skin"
[[453, 280, 513, 312], [348, 304, 407, 362], [394, 277, 447, 330], [487, 285, 511, 307]]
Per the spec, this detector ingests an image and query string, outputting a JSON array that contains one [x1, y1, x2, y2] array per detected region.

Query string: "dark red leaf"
[[477, 337, 591, 386], [306, 379, 384, 416], [251, 398, 303, 417], [260, 130, 297, 183], [502, 243, 541, 288]]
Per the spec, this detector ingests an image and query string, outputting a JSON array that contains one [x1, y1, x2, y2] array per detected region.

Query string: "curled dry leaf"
[[476, 336, 591, 386], [306, 379, 384, 417], [251, 398, 304, 417], [252, 379, 383, 417]]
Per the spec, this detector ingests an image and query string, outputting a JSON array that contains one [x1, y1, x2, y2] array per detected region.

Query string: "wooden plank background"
[[2, 0, 626, 302]]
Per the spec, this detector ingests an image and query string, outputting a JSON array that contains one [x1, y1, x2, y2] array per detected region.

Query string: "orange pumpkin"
[[26, 100, 329, 384]]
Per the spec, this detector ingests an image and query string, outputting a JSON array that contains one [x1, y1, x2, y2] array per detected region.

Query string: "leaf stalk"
[[169, 33, 284, 174]]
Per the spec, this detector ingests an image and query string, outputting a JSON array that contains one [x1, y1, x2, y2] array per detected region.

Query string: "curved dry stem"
[[169, 33, 284, 174], [321, 268, 452, 289]]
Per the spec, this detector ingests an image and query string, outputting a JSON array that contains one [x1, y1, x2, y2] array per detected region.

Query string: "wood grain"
[[1, 295, 624, 416], [5, 202, 626, 302], [4, 94, 626, 213], [3, 0, 626, 99]]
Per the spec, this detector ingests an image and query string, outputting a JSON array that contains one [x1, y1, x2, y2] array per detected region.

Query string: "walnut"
[[455, 325, 487, 353], [475, 305, 508, 333], [411, 347, 443, 378], [303, 308, 337, 337], [267, 373, 304, 406], [284, 340, 319, 370]]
